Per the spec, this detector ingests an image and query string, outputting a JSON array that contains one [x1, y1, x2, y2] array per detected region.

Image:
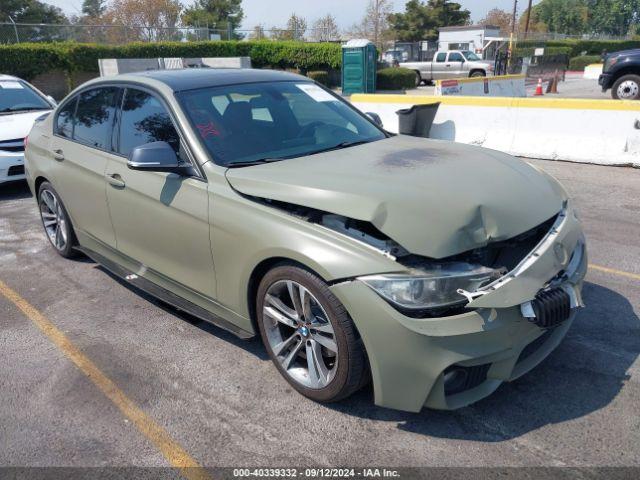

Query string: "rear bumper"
[[599, 73, 613, 91], [330, 206, 587, 412], [0, 152, 26, 184]]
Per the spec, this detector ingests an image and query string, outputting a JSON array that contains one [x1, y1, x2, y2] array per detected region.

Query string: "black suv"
[[599, 49, 640, 100]]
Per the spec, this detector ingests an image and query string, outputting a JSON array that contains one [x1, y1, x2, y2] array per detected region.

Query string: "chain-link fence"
[[0, 23, 344, 44]]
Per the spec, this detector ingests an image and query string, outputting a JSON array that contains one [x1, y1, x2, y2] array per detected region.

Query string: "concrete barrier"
[[435, 74, 526, 97], [99, 57, 252, 76], [584, 64, 604, 80], [351, 94, 640, 167]]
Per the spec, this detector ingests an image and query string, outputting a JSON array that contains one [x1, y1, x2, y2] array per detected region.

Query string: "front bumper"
[[599, 73, 613, 91], [330, 206, 587, 412], [0, 152, 26, 184]]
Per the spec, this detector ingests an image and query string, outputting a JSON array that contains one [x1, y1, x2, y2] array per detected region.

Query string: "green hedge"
[[516, 39, 640, 58], [307, 70, 329, 86], [569, 55, 602, 71], [0, 41, 343, 81], [377, 67, 416, 90], [514, 46, 573, 57]]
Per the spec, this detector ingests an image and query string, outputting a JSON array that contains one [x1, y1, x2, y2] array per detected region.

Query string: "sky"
[[47, 0, 540, 30]]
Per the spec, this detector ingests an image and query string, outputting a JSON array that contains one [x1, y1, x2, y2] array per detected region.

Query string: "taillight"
[[24, 136, 28, 149]]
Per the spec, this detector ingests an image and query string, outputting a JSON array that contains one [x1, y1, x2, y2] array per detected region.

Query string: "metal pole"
[[508, 0, 518, 68], [8, 15, 19, 43], [524, 0, 533, 39]]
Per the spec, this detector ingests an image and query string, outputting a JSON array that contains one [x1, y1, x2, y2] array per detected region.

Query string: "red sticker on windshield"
[[196, 122, 220, 138]]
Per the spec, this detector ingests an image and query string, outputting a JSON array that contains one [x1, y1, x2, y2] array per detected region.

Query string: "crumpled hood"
[[0, 110, 51, 143], [225, 135, 565, 259]]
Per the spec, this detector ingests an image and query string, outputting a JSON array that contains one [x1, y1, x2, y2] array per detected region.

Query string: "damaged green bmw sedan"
[[25, 69, 587, 412]]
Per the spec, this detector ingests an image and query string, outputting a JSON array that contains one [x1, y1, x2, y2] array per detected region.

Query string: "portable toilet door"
[[342, 39, 377, 95]]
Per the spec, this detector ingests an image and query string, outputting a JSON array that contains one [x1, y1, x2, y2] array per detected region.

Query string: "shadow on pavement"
[[326, 281, 639, 441], [95, 265, 269, 361], [0, 181, 32, 201]]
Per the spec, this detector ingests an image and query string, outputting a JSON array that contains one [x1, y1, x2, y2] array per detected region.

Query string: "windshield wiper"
[[225, 158, 284, 168], [225, 140, 373, 168], [0, 106, 50, 114], [309, 139, 371, 155]]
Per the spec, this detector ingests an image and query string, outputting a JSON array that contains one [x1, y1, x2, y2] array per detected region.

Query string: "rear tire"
[[612, 74, 640, 100], [414, 71, 423, 87], [256, 264, 370, 403], [37, 181, 78, 258], [470, 70, 486, 78]]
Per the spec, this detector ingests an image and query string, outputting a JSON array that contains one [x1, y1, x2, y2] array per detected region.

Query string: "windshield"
[[461, 51, 482, 61], [0, 79, 51, 113], [177, 81, 386, 166]]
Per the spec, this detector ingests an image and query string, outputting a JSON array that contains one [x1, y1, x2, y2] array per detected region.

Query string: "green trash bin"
[[342, 39, 377, 95]]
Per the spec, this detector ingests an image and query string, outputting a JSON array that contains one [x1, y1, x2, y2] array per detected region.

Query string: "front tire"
[[612, 74, 640, 100], [256, 265, 369, 403], [470, 70, 486, 78], [38, 181, 78, 258]]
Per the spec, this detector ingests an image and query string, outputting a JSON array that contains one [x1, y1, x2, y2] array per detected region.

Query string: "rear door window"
[[73, 87, 120, 150], [435, 53, 447, 62], [55, 97, 77, 139], [117, 88, 182, 159]]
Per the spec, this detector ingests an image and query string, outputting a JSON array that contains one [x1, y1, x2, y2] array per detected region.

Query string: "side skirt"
[[77, 246, 254, 340]]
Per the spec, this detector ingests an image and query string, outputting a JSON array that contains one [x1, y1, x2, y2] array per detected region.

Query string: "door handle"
[[105, 173, 125, 188], [52, 149, 64, 161]]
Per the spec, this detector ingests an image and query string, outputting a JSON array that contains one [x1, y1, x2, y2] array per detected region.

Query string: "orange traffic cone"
[[534, 78, 544, 96]]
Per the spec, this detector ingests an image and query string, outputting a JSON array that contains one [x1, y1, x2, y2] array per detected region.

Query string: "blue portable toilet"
[[342, 39, 377, 95]]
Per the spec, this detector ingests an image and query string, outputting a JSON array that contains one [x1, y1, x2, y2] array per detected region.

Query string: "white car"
[[0, 75, 55, 184]]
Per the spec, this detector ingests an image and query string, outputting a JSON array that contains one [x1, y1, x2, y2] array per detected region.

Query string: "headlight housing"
[[359, 262, 504, 312], [604, 56, 618, 72]]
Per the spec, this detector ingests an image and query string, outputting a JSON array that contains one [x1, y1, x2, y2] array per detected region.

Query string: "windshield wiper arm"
[[225, 158, 284, 168], [0, 106, 50, 113], [310, 139, 371, 155]]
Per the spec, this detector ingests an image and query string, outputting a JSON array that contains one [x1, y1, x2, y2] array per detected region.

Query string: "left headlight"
[[359, 262, 503, 312]]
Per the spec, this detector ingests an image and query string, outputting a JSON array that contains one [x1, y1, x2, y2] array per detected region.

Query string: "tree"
[[311, 14, 339, 42], [427, 0, 470, 29], [286, 13, 307, 40], [102, 0, 183, 41], [527, 0, 589, 36], [518, 6, 547, 34], [478, 8, 513, 34], [586, 0, 640, 36], [0, 0, 67, 42], [182, 0, 244, 39], [248, 24, 265, 40], [344, 0, 392, 51], [388, 0, 470, 42], [0, 0, 67, 24], [81, 0, 107, 19]]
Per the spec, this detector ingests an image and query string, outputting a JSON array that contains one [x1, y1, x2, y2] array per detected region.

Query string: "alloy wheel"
[[39, 189, 68, 252], [261, 280, 338, 389]]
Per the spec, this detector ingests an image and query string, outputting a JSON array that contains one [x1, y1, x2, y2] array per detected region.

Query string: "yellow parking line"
[[589, 264, 640, 281], [0, 279, 211, 480]]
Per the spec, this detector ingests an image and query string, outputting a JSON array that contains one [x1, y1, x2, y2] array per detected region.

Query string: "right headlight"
[[359, 262, 504, 312]]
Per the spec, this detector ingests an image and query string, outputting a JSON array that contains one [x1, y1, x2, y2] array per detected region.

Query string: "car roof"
[[122, 68, 310, 92], [0, 74, 20, 81]]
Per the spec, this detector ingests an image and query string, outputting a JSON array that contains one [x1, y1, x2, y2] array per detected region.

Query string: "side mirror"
[[127, 141, 190, 174], [366, 112, 383, 127]]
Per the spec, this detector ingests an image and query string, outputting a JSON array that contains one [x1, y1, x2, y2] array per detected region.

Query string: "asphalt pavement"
[[1, 159, 639, 473]]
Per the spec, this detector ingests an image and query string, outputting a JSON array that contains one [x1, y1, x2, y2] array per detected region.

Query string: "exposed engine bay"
[[258, 196, 557, 275]]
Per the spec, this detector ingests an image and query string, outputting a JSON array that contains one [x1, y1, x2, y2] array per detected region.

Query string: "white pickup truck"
[[400, 50, 494, 86]]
